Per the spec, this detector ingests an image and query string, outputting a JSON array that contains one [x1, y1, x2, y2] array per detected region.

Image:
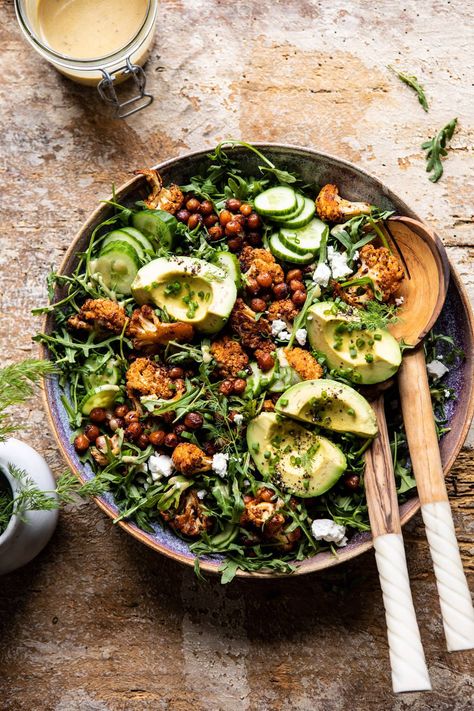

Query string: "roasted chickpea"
[[289, 279, 305, 292], [219, 380, 235, 396], [272, 282, 289, 299], [286, 268, 303, 282], [256, 351, 275, 372], [256, 272, 273, 289], [108, 417, 124, 432], [292, 289, 307, 307], [225, 220, 242, 235], [188, 213, 203, 230], [203, 441, 217, 456], [174, 423, 187, 438], [239, 203, 253, 216], [219, 209, 233, 226], [344, 474, 360, 491], [186, 197, 200, 212], [169, 366, 184, 380], [83, 424, 100, 442], [114, 404, 129, 418], [233, 213, 246, 225], [246, 212, 261, 230], [227, 237, 243, 252], [74, 434, 90, 453], [149, 430, 166, 447], [176, 209, 191, 223], [203, 214, 218, 227], [250, 298, 267, 312], [137, 433, 150, 449], [126, 421, 143, 440], [124, 410, 139, 425], [161, 411, 176, 425], [199, 200, 214, 215], [247, 231, 262, 246], [183, 412, 204, 430], [226, 198, 242, 212], [245, 277, 260, 295], [164, 433, 179, 448], [232, 378, 247, 395], [89, 407, 107, 424], [208, 225, 223, 241]]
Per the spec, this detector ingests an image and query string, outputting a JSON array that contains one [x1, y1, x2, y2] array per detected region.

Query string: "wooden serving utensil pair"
[[363, 217, 474, 693]]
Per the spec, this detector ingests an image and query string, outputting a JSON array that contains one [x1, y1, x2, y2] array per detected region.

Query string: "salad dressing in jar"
[[14, 0, 158, 117]]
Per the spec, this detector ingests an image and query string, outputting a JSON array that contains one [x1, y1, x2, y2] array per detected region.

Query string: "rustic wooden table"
[[0, 1, 473, 709]]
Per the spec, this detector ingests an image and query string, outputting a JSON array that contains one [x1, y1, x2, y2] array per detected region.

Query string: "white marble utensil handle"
[[374, 533, 432, 693], [421, 501, 474, 652]]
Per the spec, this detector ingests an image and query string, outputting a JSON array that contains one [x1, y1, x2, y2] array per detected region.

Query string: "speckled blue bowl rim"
[[40, 144, 474, 579]]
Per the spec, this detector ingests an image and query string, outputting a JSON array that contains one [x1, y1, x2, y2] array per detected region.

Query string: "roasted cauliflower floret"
[[229, 298, 275, 353], [267, 299, 300, 324], [135, 169, 184, 214], [163, 489, 212, 537], [210, 335, 249, 378], [335, 244, 405, 306], [284, 347, 323, 380], [126, 305, 194, 352], [316, 184, 372, 223], [171, 443, 212, 476], [126, 357, 184, 400], [68, 298, 127, 334], [240, 487, 301, 551], [239, 246, 284, 286]]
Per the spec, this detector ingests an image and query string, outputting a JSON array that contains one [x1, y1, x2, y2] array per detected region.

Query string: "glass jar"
[[14, 0, 158, 118]]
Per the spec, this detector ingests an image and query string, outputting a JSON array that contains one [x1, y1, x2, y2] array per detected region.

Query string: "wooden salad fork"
[[386, 217, 474, 653]]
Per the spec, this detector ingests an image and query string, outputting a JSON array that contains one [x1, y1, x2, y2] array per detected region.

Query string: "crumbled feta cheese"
[[278, 330, 291, 341], [394, 296, 405, 306], [327, 246, 353, 280], [233, 413, 244, 426], [271, 319, 287, 337], [444, 389, 451, 398], [243, 478, 250, 487], [196, 489, 207, 500], [311, 518, 348, 547], [295, 328, 307, 346], [147, 454, 174, 481], [212, 452, 229, 478], [312, 261, 332, 287], [426, 360, 449, 380]]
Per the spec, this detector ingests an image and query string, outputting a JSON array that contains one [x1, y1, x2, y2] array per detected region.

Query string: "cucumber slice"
[[132, 210, 178, 250], [102, 229, 145, 260], [254, 186, 297, 217], [270, 193, 305, 223], [269, 233, 315, 264], [82, 356, 121, 390], [280, 219, 328, 255], [80, 385, 120, 415], [279, 197, 316, 229], [120, 227, 154, 253], [211, 251, 242, 288], [92, 241, 139, 294]]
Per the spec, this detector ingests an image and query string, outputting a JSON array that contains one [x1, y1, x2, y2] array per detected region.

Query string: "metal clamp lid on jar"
[[14, 0, 157, 118], [98, 58, 153, 119]]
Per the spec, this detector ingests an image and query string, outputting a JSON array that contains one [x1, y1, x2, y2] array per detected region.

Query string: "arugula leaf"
[[422, 118, 458, 183], [388, 66, 429, 112]]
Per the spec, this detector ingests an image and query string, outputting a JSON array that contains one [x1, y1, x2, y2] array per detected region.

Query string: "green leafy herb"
[[388, 66, 429, 112], [422, 118, 458, 183]]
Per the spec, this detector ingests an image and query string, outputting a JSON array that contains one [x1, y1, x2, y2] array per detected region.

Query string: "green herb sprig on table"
[[388, 66, 429, 112], [422, 118, 458, 183]]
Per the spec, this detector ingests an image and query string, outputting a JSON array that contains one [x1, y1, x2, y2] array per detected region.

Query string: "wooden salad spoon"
[[363, 216, 473, 693], [384, 217, 474, 654]]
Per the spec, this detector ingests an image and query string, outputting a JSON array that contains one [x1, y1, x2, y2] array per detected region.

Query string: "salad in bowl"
[[36, 142, 462, 581]]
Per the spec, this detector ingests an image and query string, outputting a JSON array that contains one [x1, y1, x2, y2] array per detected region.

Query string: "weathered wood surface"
[[0, 0, 473, 708]]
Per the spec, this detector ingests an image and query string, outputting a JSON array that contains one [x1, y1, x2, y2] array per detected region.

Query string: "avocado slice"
[[247, 413, 346, 498], [131, 256, 237, 335], [306, 302, 401, 384], [275, 378, 377, 438]]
